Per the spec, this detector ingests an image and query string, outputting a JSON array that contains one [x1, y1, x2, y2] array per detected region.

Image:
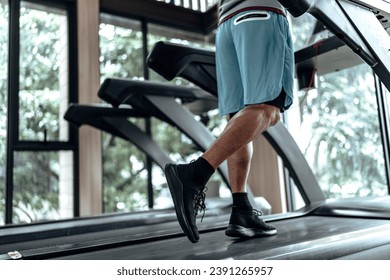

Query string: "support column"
[[77, 0, 102, 216]]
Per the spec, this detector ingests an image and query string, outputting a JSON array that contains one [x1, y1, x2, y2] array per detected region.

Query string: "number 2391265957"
[[209, 266, 273, 276]]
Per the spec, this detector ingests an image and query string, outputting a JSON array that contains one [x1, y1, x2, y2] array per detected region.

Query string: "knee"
[[251, 104, 280, 127], [266, 108, 280, 127]]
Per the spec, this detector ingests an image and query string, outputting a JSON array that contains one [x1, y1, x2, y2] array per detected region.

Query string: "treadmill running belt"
[[51, 216, 390, 260]]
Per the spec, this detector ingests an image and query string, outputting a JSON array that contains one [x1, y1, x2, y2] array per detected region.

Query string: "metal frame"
[[142, 20, 155, 209], [6, 0, 21, 225], [374, 75, 390, 194]]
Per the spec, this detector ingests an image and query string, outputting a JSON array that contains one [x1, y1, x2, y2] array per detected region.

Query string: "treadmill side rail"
[[311, 0, 377, 66], [64, 104, 173, 169], [338, 0, 390, 86], [277, 0, 316, 17]]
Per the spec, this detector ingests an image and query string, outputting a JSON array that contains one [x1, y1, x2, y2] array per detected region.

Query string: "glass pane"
[[99, 14, 143, 82], [13, 151, 73, 223], [102, 120, 149, 213], [19, 2, 69, 142], [99, 15, 148, 213], [0, 0, 8, 225], [286, 64, 387, 199], [290, 13, 317, 51]]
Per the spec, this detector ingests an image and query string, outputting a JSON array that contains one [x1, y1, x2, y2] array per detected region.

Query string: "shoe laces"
[[194, 187, 207, 222], [253, 209, 263, 217]]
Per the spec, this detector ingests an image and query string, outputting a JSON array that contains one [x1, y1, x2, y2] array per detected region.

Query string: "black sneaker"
[[225, 207, 277, 238], [165, 163, 207, 243]]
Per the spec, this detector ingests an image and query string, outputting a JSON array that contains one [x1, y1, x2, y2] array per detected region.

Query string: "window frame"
[[5, 0, 78, 224]]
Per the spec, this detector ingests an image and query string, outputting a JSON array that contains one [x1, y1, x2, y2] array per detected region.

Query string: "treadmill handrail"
[[98, 78, 216, 108], [277, 0, 390, 17], [278, 0, 390, 91], [147, 41, 218, 96], [64, 104, 173, 169]]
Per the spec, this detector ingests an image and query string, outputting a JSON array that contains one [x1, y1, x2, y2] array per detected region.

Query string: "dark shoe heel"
[[225, 224, 256, 238], [225, 224, 277, 238]]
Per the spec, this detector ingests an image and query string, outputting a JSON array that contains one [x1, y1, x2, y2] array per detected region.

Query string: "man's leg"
[[228, 142, 252, 194], [204, 104, 279, 238], [203, 103, 280, 169], [226, 113, 254, 211], [165, 103, 280, 242]]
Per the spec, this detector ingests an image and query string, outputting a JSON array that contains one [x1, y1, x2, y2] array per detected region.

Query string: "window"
[[13, 151, 73, 223], [0, 0, 8, 225], [4, 0, 76, 225], [19, 2, 69, 142], [99, 14, 144, 82], [286, 64, 388, 200]]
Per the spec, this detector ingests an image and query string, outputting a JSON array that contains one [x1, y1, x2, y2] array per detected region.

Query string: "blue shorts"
[[216, 10, 294, 116]]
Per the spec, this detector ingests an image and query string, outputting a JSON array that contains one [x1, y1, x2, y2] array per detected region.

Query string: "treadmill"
[[45, 30, 390, 259], [1, 1, 390, 259], [47, 0, 390, 259], [1, 84, 389, 259]]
